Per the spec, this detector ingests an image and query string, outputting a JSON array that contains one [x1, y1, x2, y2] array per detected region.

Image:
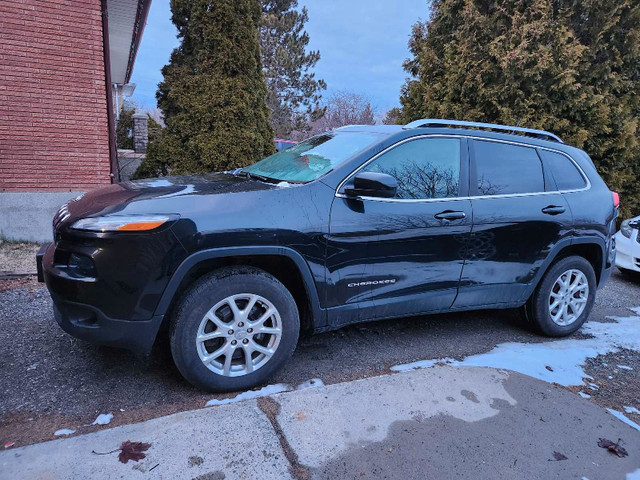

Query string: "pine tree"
[[382, 107, 401, 125], [560, 0, 640, 217], [137, 0, 275, 178], [399, 0, 640, 217], [260, 0, 326, 138], [116, 104, 135, 150]]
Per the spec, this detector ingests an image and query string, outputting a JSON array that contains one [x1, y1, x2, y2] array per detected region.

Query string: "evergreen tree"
[[137, 0, 275, 178], [382, 107, 401, 125], [116, 104, 135, 150], [260, 0, 326, 138], [560, 0, 640, 217], [400, 0, 639, 217]]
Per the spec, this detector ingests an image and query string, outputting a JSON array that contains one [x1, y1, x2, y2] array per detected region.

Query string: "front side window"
[[474, 140, 544, 195], [538, 149, 586, 191], [361, 138, 461, 199], [242, 132, 380, 183]]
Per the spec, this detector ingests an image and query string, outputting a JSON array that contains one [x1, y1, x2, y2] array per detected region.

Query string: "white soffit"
[[107, 0, 140, 85]]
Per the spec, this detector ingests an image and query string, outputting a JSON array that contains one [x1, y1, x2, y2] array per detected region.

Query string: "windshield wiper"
[[242, 171, 279, 183]]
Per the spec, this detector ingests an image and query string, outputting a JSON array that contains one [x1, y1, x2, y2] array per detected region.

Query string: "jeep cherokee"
[[37, 119, 619, 391]]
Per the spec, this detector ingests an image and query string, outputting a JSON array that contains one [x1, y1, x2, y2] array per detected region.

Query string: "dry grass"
[[0, 239, 41, 275]]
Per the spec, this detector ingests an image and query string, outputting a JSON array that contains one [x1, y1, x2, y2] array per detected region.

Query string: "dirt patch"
[[0, 241, 41, 275], [566, 348, 640, 425], [0, 394, 216, 449], [0, 276, 39, 292]]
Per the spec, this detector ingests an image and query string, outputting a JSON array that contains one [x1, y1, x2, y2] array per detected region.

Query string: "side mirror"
[[344, 172, 397, 199]]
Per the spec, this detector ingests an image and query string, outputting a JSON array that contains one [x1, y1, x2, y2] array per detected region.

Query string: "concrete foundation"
[[0, 192, 83, 243]]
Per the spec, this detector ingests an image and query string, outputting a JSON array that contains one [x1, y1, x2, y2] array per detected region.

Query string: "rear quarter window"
[[472, 140, 544, 195], [538, 149, 587, 191]]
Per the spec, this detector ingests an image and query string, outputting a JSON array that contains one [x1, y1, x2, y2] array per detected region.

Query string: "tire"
[[169, 266, 300, 392], [523, 255, 596, 337]]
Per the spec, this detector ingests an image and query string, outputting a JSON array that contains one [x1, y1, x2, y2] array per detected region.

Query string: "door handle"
[[541, 205, 566, 215], [434, 210, 466, 221]]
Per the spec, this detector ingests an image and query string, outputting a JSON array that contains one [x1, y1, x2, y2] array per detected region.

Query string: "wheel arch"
[[155, 247, 325, 333], [526, 237, 606, 300]]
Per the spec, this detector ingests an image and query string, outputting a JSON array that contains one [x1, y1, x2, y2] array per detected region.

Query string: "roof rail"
[[403, 119, 563, 143]]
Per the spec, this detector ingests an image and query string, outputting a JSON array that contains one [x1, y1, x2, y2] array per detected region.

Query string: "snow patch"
[[623, 406, 640, 415], [578, 392, 591, 399], [91, 413, 113, 426], [390, 314, 640, 387], [607, 409, 640, 432], [617, 365, 633, 370], [54, 429, 75, 436], [296, 378, 324, 390], [205, 378, 326, 406], [628, 468, 640, 480], [205, 383, 291, 406], [390, 358, 455, 372], [629, 306, 640, 315]]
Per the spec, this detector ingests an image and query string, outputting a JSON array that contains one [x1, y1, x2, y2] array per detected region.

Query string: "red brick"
[[0, 0, 111, 191]]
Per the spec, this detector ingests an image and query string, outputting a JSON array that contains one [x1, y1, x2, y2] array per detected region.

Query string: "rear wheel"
[[170, 267, 300, 392], [524, 256, 596, 337]]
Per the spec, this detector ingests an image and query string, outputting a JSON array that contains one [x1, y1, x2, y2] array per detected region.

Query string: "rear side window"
[[361, 137, 461, 199], [473, 140, 544, 195], [538, 149, 586, 191]]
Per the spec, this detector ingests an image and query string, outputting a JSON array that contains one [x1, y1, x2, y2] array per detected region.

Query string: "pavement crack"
[[258, 396, 310, 480]]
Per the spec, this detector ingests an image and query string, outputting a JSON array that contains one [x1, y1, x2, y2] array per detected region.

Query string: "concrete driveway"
[[1, 366, 639, 479], [1, 270, 640, 478]]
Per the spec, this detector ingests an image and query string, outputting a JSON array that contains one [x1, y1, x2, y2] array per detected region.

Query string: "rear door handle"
[[434, 210, 466, 221], [541, 205, 566, 215]]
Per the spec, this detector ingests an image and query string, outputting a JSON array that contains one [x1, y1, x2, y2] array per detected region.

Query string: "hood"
[[62, 172, 277, 223]]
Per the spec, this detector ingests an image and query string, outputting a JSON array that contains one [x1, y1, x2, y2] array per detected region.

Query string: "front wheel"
[[170, 267, 300, 392], [524, 255, 596, 337]]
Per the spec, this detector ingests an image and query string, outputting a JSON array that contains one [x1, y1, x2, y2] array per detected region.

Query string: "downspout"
[[101, 0, 119, 183]]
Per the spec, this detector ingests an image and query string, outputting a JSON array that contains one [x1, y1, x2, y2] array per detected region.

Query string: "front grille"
[[52, 203, 70, 231]]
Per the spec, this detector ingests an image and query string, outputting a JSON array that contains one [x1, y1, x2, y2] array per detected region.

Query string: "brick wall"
[[0, 0, 112, 192]]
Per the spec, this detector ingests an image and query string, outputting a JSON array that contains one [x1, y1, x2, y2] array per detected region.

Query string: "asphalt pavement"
[[1, 270, 639, 452]]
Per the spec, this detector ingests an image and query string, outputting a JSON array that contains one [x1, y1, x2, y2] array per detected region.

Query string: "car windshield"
[[241, 132, 380, 183]]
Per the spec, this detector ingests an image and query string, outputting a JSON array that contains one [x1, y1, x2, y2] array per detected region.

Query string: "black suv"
[[38, 119, 618, 391]]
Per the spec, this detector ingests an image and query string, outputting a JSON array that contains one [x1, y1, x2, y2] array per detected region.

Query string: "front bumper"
[[38, 242, 164, 353], [614, 231, 640, 273], [51, 292, 163, 353]]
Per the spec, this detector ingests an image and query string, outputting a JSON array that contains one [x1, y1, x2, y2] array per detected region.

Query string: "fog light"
[[68, 253, 96, 278]]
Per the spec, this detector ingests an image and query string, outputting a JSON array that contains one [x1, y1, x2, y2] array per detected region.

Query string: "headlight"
[[620, 219, 632, 239], [71, 215, 173, 232]]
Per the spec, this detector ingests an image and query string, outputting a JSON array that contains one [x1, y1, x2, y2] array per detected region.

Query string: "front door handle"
[[542, 205, 566, 215], [434, 210, 466, 221]]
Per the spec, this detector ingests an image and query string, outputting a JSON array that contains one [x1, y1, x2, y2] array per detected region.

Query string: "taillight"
[[612, 192, 620, 208]]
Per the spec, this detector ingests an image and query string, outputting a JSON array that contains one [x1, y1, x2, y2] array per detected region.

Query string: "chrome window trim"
[[334, 134, 591, 204]]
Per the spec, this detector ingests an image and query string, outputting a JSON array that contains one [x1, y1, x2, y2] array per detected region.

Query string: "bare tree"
[[375, 162, 459, 199], [307, 91, 376, 136]]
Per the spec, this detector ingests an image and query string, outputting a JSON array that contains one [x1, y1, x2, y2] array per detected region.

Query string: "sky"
[[129, 0, 428, 116]]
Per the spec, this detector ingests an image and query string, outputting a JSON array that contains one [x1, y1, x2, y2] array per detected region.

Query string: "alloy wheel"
[[195, 293, 282, 377], [548, 269, 589, 326]]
